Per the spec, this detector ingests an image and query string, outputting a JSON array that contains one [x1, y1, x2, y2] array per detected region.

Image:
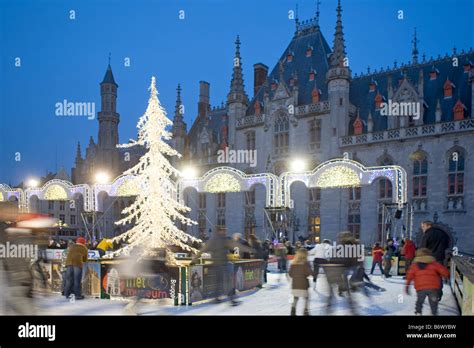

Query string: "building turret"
[[227, 35, 249, 149], [326, 0, 351, 156], [172, 84, 187, 160]]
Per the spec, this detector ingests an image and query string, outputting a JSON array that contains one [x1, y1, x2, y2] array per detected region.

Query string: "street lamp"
[[95, 172, 110, 184], [181, 166, 197, 179], [26, 178, 40, 188], [290, 158, 306, 172]]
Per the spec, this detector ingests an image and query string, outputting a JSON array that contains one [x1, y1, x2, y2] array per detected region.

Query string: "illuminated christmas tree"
[[109, 76, 200, 262]]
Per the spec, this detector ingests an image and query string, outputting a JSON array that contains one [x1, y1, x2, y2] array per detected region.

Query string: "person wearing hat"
[[405, 248, 449, 315], [64, 237, 88, 300]]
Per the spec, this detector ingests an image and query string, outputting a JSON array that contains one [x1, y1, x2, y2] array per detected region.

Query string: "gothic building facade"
[[172, 2, 474, 253]]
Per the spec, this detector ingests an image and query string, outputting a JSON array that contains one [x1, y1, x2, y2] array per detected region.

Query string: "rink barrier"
[[450, 256, 474, 315], [183, 259, 265, 306]]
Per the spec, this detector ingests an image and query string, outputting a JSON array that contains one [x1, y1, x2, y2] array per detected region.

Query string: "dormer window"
[[374, 92, 383, 108], [309, 69, 316, 81], [255, 101, 262, 115], [429, 67, 439, 80], [287, 51, 294, 62], [306, 46, 313, 57], [464, 62, 472, 73], [369, 80, 377, 92], [311, 87, 320, 104], [453, 99, 465, 120], [443, 78, 454, 98]]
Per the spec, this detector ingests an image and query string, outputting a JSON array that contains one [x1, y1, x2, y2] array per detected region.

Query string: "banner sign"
[[233, 260, 264, 292], [100, 261, 179, 300], [45, 249, 101, 261]]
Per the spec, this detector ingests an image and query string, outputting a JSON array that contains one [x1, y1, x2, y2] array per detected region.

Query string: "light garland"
[[316, 165, 361, 188], [204, 173, 241, 193], [43, 185, 68, 200], [116, 180, 140, 197]]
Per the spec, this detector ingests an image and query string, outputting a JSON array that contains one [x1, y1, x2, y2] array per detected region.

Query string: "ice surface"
[[31, 272, 459, 316]]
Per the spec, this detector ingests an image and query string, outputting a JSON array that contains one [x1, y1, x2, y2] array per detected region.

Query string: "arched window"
[[378, 157, 393, 199], [448, 151, 465, 196], [413, 155, 428, 197], [274, 112, 289, 156]]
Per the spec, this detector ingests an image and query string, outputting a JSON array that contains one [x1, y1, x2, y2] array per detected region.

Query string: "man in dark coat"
[[420, 221, 451, 300], [420, 221, 451, 265]]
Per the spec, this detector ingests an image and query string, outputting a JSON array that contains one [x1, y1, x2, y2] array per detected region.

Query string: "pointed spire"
[[329, 0, 346, 68], [412, 27, 419, 64], [75, 142, 83, 163], [174, 84, 183, 122], [101, 59, 117, 86], [315, 0, 321, 28], [89, 136, 95, 146], [295, 4, 300, 31], [228, 35, 249, 105]]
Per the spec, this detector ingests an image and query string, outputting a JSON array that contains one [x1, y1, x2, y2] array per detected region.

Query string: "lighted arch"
[[280, 158, 407, 207], [177, 166, 279, 207]]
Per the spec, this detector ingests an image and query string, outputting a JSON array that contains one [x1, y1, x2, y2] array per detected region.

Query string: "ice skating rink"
[[29, 272, 459, 316]]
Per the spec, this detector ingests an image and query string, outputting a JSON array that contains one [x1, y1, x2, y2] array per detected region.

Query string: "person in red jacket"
[[370, 243, 384, 275], [405, 248, 449, 315], [401, 238, 416, 274]]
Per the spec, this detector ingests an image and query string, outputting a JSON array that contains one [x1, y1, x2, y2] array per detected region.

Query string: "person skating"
[[288, 248, 314, 316], [370, 242, 384, 275], [274, 243, 288, 273], [308, 239, 331, 287], [405, 248, 449, 315], [383, 239, 396, 278], [60, 240, 74, 295], [401, 238, 416, 277], [64, 237, 88, 300]]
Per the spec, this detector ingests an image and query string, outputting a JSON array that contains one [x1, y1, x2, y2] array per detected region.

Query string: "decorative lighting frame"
[[177, 166, 279, 207], [280, 158, 407, 208]]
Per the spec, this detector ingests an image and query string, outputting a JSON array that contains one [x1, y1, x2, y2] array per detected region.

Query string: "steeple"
[[412, 27, 419, 64], [75, 142, 83, 164], [101, 60, 117, 86], [329, 0, 346, 68], [174, 84, 184, 122], [227, 35, 249, 105], [315, 0, 321, 28]]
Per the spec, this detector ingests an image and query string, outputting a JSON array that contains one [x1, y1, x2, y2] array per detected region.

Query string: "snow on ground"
[[33, 271, 459, 316]]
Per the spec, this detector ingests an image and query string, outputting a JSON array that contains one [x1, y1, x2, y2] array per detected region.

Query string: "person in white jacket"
[[308, 239, 332, 286]]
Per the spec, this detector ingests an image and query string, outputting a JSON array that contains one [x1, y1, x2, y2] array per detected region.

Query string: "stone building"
[[172, 1, 474, 253]]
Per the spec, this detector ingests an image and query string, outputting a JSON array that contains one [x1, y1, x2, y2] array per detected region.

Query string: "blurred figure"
[[64, 237, 88, 300], [288, 249, 314, 316], [383, 239, 396, 278], [401, 238, 416, 277], [60, 240, 75, 295], [274, 243, 288, 274], [232, 233, 251, 259], [192, 229, 253, 305], [248, 235, 268, 284], [294, 241, 303, 251], [308, 239, 331, 287], [284, 240, 294, 255], [370, 242, 384, 275], [96, 238, 114, 257], [322, 232, 359, 315], [405, 248, 449, 315], [122, 246, 148, 315]]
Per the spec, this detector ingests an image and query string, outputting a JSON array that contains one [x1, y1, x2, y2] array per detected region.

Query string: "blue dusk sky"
[[0, 0, 473, 185]]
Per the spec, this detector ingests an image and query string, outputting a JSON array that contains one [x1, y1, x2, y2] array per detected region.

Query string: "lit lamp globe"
[[95, 172, 110, 184], [290, 159, 306, 172], [27, 178, 40, 188], [181, 166, 197, 179]]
